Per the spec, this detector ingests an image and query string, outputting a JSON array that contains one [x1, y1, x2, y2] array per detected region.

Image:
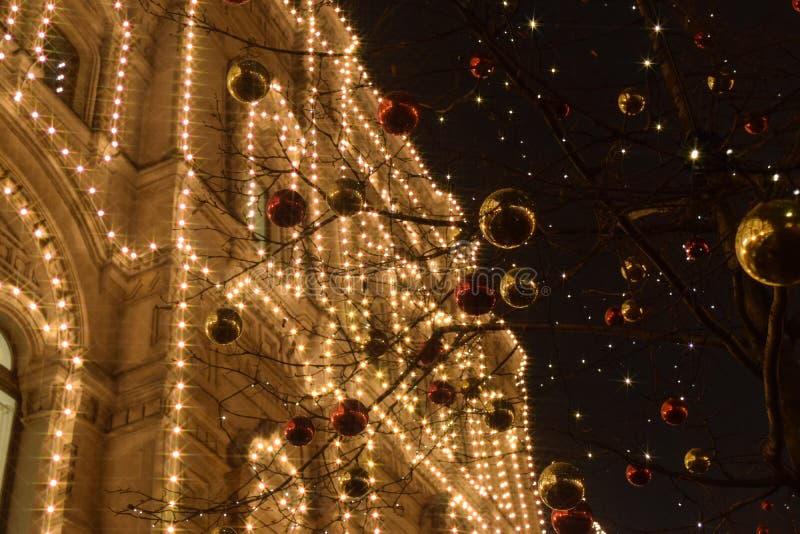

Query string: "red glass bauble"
[[757, 527, 769, 534], [427, 380, 456, 406], [761, 500, 773, 511], [604, 306, 624, 326], [377, 91, 420, 135], [551, 501, 594, 534], [284, 415, 315, 446], [794, 0, 800, 13], [625, 464, 652, 487], [744, 115, 769, 135], [330, 398, 369, 436], [417, 338, 445, 366], [455, 273, 496, 316], [693, 31, 713, 49], [684, 237, 710, 261], [267, 189, 306, 227], [660, 397, 688, 426], [469, 54, 495, 79]]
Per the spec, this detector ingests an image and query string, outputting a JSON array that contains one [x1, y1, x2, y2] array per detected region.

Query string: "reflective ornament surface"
[[538, 462, 586, 511], [363, 329, 389, 359], [377, 91, 420, 135], [267, 189, 306, 228], [684, 237, 710, 261], [617, 87, 646, 116], [417, 338, 445, 366], [500, 267, 539, 308], [620, 256, 647, 284], [227, 59, 270, 104], [455, 273, 496, 316], [342, 467, 371, 499], [479, 188, 536, 249], [427, 380, 456, 406], [330, 399, 369, 436], [469, 54, 495, 78], [484, 399, 515, 432], [626, 464, 652, 486], [205, 308, 243, 345], [284, 416, 315, 446], [735, 200, 800, 286], [684, 448, 713, 474], [660, 397, 688, 426], [604, 306, 624, 326], [795, 0, 800, 12], [745, 115, 769, 135], [693, 31, 713, 49], [707, 70, 735, 94], [621, 299, 644, 323], [460, 376, 484, 400], [551, 501, 594, 534], [327, 178, 364, 217]]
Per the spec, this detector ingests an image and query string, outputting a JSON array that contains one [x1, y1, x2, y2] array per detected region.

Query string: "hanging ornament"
[[761, 500, 774, 512], [460, 376, 484, 400], [469, 54, 495, 78], [795, 0, 800, 12], [684, 448, 713, 474], [604, 306, 624, 326], [427, 380, 456, 406], [620, 299, 644, 323], [341, 467, 371, 499], [362, 329, 389, 359], [683, 237, 710, 261], [735, 200, 800, 286], [377, 91, 420, 135], [757, 527, 769, 534], [693, 31, 713, 49], [660, 397, 688, 426], [284, 416, 315, 446], [538, 462, 586, 511], [707, 69, 735, 95], [617, 87, 646, 116], [551, 501, 594, 534], [327, 178, 365, 216], [226, 59, 271, 104], [484, 399, 515, 431], [500, 267, 539, 308], [626, 464, 652, 486], [267, 189, 306, 228], [478, 188, 536, 249], [417, 337, 445, 366], [205, 308, 243, 345], [744, 115, 769, 135], [620, 256, 647, 284], [330, 399, 370, 436], [455, 272, 496, 316]]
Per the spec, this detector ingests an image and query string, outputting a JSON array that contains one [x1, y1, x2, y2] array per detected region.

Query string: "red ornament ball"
[[377, 91, 420, 136], [455, 273, 496, 316], [469, 54, 495, 79], [267, 189, 306, 228], [684, 237, 710, 261], [625, 464, 652, 487], [551, 501, 594, 534], [757, 527, 769, 534], [604, 306, 624, 326], [761, 500, 773, 512], [693, 31, 713, 49], [417, 338, 445, 366], [660, 397, 689, 426], [744, 115, 769, 135], [427, 380, 457, 406], [330, 398, 370, 436], [794, 0, 800, 12], [284, 416, 315, 446]]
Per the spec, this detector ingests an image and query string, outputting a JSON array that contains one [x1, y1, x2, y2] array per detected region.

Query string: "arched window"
[[42, 27, 80, 106], [0, 331, 16, 504]]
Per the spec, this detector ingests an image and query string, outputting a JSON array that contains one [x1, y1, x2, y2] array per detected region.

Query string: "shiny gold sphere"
[[478, 188, 536, 249], [684, 448, 713, 474], [328, 178, 365, 217], [227, 59, 271, 104], [707, 70, 735, 95], [621, 256, 647, 284], [362, 328, 389, 359], [500, 267, 539, 308], [621, 299, 644, 323], [341, 467, 371, 499], [538, 462, 585, 511], [735, 200, 800, 286], [460, 376, 484, 400], [617, 87, 646, 116], [205, 308, 243, 345], [484, 399, 515, 431]]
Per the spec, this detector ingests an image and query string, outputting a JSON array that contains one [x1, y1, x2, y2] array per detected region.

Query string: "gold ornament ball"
[[621, 256, 647, 284], [461, 376, 484, 400], [227, 59, 271, 104], [684, 448, 713, 474], [621, 299, 644, 323], [478, 188, 536, 249], [362, 328, 389, 359], [500, 267, 539, 308], [735, 200, 800, 286], [707, 70, 735, 95], [328, 178, 365, 217], [205, 308, 243, 345], [538, 462, 586, 511], [484, 399, 515, 431], [617, 87, 646, 116], [341, 467, 371, 499]]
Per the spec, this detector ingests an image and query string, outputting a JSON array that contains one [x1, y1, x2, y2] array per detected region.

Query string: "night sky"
[[344, 1, 800, 532]]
